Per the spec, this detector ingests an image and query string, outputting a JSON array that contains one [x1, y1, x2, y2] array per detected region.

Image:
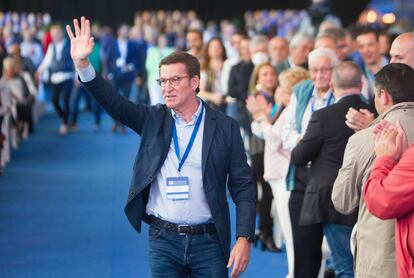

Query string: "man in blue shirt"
[[66, 17, 256, 278]]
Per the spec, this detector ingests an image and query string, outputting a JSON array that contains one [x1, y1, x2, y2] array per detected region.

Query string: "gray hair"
[[332, 61, 362, 89], [250, 34, 269, 49], [289, 32, 314, 49], [308, 47, 338, 67]]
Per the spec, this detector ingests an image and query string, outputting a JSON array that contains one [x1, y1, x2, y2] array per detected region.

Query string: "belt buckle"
[[177, 225, 187, 236]]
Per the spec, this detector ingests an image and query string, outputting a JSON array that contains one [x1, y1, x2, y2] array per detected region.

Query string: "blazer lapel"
[[202, 105, 217, 176]]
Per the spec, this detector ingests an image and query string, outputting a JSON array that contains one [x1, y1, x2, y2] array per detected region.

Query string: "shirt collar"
[[288, 56, 297, 68], [171, 98, 203, 125], [312, 87, 332, 101]]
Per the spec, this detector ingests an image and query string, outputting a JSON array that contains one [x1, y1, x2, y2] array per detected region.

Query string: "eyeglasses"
[[156, 75, 189, 87], [309, 67, 333, 74]]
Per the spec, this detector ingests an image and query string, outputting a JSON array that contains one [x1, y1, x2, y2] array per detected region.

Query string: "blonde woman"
[[247, 62, 279, 252], [247, 67, 310, 277]]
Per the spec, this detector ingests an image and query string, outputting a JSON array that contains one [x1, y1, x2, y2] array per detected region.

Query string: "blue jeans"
[[148, 225, 228, 278], [323, 223, 354, 278]]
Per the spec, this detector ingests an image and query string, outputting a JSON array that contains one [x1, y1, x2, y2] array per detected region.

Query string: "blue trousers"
[[323, 223, 354, 278], [148, 225, 228, 278]]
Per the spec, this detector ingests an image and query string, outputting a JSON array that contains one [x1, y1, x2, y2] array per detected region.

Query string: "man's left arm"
[[227, 120, 256, 278]]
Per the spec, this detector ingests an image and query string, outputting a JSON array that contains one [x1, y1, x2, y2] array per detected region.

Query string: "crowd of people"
[[1, 8, 414, 278]]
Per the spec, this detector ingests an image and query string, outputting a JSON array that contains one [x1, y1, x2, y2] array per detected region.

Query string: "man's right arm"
[[67, 17, 149, 134], [78, 65, 148, 133]]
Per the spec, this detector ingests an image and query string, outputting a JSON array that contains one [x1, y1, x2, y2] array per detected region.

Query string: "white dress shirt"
[[282, 87, 333, 151], [77, 65, 212, 225], [38, 40, 74, 84]]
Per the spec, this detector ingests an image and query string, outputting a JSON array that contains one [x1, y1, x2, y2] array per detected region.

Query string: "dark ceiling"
[[0, 0, 370, 28]]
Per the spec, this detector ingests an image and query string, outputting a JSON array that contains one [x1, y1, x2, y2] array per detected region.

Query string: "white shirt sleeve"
[[220, 58, 234, 96], [281, 94, 301, 151], [251, 120, 264, 139], [77, 64, 97, 83], [37, 45, 53, 73]]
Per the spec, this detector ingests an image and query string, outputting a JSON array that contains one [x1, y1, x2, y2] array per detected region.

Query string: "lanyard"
[[172, 104, 204, 172], [311, 92, 334, 113]]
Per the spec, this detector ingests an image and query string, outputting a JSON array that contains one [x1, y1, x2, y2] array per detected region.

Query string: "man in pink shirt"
[[364, 120, 414, 278]]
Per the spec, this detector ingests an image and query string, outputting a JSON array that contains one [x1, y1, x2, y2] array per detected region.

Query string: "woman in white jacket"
[[247, 67, 309, 278]]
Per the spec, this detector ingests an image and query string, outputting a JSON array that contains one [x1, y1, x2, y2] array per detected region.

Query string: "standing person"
[[199, 37, 227, 112], [227, 35, 269, 144], [221, 32, 246, 119], [364, 121, 414, 278], [247, 67, 310, 277], [276, 32, 314, 75], [20, 28, 44, 70], [145, 34, 175, 105], [186, 29, 204, 63], [37, 25, 74, 135], [227, 38, 254, 140], [281, 48, 338, 278], [268, 37, 289, 68], [247, 63, 279, 252], [356, 28, 388, 105], [108, 24, 142, 133], [0, 75, 12, 175], [66, 17, 256, 278], [332, 63, 414, 278], [69, 31, 103, 131], [290, 62, 369, 278]]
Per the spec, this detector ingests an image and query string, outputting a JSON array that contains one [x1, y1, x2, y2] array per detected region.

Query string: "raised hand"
[[66, 16, 95, 69]]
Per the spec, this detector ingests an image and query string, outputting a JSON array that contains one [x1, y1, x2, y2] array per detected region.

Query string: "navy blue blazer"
[[81, 75, 256, 260]]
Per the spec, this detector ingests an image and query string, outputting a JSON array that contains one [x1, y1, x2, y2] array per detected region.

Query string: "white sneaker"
[[59, 124, 68, 135]]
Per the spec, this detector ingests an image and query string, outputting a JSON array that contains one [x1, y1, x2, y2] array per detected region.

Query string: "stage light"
[[382, 13, 396, 24], [366, 10, 378, 23]]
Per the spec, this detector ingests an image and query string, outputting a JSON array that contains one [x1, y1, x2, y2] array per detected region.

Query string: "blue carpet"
[[0, 112, 287, 278]]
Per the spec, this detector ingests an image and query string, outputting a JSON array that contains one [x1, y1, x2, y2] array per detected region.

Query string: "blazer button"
[[130, 192, 135, 197], [148, 176, 153, 182]]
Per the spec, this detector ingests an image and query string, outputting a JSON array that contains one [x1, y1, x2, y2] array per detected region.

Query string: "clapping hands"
[[373, 120, 408, 161]]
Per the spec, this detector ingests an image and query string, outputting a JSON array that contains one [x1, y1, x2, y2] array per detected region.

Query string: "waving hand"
[[66, 17, 94, 69]]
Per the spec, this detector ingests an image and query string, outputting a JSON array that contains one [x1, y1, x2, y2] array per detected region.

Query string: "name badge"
[[166, 177, 189, 200]]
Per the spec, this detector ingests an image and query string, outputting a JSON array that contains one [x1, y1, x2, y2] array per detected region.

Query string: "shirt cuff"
[[77, 64, 96, 83]]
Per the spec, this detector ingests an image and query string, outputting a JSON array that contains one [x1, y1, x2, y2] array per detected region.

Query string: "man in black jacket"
[[291, 61, 369, 278], [66, 17, 255, 278]]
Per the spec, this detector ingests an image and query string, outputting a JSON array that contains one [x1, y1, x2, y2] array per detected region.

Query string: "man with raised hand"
[[66, 17, 256, 278]]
